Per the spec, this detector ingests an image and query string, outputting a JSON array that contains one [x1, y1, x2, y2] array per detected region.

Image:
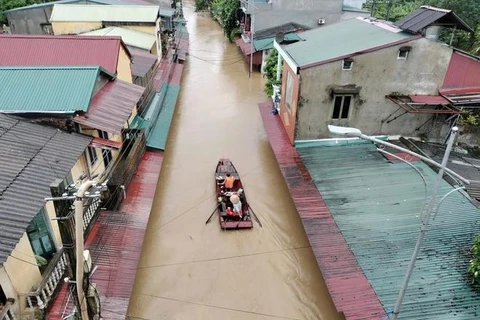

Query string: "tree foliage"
[[195, 0, 212, 12], [263, 49, 281, 96], [363, 0, 480, 55], [210, 0, 239, 41], [468, 235, 480, 287]]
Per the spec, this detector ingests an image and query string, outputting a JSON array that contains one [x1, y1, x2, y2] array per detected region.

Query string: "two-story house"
[[0, 114, 92, 319], [273, 6, 475, 144]]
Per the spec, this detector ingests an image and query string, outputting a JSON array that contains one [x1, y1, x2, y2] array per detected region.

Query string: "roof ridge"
[[0, 34, 122, 40], [54, 3, 159, 7], [0, 66, 103, 70]]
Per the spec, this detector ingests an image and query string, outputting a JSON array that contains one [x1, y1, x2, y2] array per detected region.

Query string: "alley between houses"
[[126, 1, 343, 319]]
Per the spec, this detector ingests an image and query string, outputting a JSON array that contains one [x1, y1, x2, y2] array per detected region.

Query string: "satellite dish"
[[275, 32, 285, 44]]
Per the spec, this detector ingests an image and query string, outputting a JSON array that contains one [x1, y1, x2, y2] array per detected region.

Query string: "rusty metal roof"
[[297, 143, 480, 319], [395, 5, 473, 34], [0, 35, 128, 75], [0, 114, 92, 267], [128, 46, 158, 77], [442, 52, 480, 94], [74, 79, 145, 134]]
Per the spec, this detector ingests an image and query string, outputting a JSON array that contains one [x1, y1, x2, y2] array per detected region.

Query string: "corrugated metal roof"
[[297, 143, 480, 319], [0, 35, 124, 75], [159, 7, 175, 17], [279, 17, 413, 68], [254, 22, 309, 40], [0, 114, 92, 267], [50, 4, 160, 22], [128, 47, 158, 77], [0, 66, 114, 113], [254, 33, 301, 51], [442, 52, 480, 92], [79, 27, 156, 51], [74, 79, 145, 134], [146, 83, 180, 150], [394, 6, 473, 34], [3, 0, 154, 13]]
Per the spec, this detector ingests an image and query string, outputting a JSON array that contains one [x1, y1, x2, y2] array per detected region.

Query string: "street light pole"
[[249, 0, 254, 79], [391, 126, 458, 320]]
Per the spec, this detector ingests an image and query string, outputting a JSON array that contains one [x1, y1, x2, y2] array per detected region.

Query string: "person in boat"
[[230, 194, 242, 219], [223, 173, 235, 191]]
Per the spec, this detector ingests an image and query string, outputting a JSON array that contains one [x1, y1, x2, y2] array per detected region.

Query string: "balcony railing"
[[24, 249, 69, 311], [0, 301, 16, 320]]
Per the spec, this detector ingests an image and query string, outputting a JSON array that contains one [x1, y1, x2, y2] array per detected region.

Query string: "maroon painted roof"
[[442, 52, 480, 92], [0, 35, 129, 74], [258, 102, 387, 320], [74, 79, 145, 134], [48, 150, 164, 319], [409, 95, 449, 104], [235, 38, 255, 55], [128, 47, 158, 77]]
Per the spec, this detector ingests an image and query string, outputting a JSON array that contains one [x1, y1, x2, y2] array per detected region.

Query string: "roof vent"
[[318, 18, 325, 25]]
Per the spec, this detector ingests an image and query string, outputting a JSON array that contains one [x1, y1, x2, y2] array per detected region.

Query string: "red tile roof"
[[0, 35, 131, 74], [442, 52, 480, 92], [74, 79, 145, 134]]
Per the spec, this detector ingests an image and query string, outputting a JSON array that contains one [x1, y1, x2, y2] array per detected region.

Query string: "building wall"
[[6, 7, 53, 34], [279, 60, 300, 144], [0, 268, 18, 314], [121, 25, 156, 36], [118, 46, 133, 83], [52, 21, 102, 35], [3, 234, 42, 312], [295, 38, 453, 140]]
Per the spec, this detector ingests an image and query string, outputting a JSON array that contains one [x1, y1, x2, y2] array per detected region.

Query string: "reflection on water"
[[127, 1, 344, 319]]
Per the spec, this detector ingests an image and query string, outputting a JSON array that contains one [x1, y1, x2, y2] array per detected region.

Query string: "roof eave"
[[273, 40, 300, 75], [299, 34, 421, 70]]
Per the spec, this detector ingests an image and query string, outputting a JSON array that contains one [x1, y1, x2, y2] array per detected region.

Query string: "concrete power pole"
[[47, 179, 107, 320]]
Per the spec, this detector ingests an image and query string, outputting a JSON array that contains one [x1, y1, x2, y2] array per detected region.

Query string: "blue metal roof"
[[297, 143, 480, 319]]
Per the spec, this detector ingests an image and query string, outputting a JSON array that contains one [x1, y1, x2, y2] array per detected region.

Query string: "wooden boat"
[[215, 158, 253, 229]]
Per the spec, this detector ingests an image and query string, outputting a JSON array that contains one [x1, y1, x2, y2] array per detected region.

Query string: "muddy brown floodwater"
[[127, 1, 344, 319]]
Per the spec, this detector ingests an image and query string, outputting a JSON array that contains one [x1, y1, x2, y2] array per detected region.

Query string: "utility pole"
[[249, 0, 254, 78], [47, 179, 107, 320]]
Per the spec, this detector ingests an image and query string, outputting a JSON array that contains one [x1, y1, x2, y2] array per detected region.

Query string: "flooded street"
[[127, 1, 342, 319]]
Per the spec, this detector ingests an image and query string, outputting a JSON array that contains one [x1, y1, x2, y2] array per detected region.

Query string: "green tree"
[[195, 0, 212, 12], [210, 0, 239, 41], [263, 49, 282, 96]]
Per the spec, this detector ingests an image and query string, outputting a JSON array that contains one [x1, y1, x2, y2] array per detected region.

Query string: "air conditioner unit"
[[318, 18, 326, 25]]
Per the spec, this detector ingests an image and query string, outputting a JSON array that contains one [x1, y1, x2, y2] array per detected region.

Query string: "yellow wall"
[[3, 234, 42, 311], [118, 46, 133, 83], [52, 21, 101, 35], [81, 129, 107, 178], [45, 202, 62, 248]]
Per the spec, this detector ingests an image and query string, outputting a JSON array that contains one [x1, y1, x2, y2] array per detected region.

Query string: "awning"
[[89, 137, 122, 150], [440, 88, 480, 106], [409, 95, 449, 104], [235, 38, 255, 56], [386, 95, 461, 114]]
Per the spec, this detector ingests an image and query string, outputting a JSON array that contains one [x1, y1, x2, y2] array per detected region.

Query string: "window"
[[332, 95, 352, 119], [398, 46, 411, 60], [87, 146, 97, 167], [97, 130, 113, 167], [27, 209, 56, 260], [285, 72, 295, 112], [342, 58, 353, 70]]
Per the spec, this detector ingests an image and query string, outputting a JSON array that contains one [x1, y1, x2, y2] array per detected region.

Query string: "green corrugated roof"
[[50, 4, 159, 22], [80, 26, 156, 51], [281, 17, 413, 68], [297, 143, 480, 319], [0, 66, 113, 113], [254, 33, 301, 51], [146, 83, 180, 150]]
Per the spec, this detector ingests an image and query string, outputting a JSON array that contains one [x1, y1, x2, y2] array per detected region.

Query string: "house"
[[0, 66, 145, 179], [0, 114, 93, 319], [2, 0, 153, 35], [49, 4, 162, 55], [235, 0, 369, 71], [128, 47, 159, 97], [79, 26, 158, 55], [0, 34, 134, 83], [273, 7, 474, 145], [159, 7, 176, 32]]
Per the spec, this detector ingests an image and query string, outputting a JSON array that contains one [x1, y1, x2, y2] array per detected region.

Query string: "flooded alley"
[[127, 1, 342, 319]]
